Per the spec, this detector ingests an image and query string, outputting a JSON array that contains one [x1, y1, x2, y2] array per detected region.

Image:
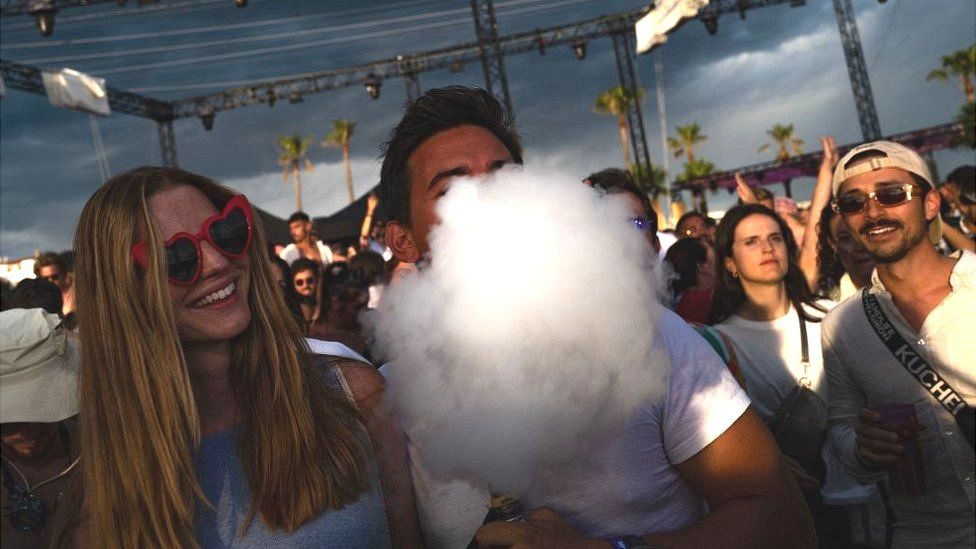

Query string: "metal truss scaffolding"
[[832, 0, 881, 141], [610, 29, 655, 190], [470, 0, 514, 114], [2, 0, 887, 169]]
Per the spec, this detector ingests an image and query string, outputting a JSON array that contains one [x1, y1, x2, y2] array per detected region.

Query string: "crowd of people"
[[0, 86, 973, 549]]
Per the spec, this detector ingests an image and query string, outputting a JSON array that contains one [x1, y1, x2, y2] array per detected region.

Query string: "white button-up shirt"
[[822, 250, 976, 549]]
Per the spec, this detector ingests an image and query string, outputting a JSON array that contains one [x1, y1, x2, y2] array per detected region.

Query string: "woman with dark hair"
[[709, 204, 830, 428], [56, 167, 422, 548], [709, 204, 852, 547], [663, 237, 716, 324], [815, 204, 875, 301]]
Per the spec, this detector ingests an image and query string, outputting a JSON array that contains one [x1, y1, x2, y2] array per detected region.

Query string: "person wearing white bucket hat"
[[0, 308, 80, 548]]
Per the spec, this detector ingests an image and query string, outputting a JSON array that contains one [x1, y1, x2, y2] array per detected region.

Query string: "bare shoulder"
[[335, 359, 386, 404]]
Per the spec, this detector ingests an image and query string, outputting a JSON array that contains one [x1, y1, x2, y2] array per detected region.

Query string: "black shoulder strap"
[[860, 289, 970, 417], [797, 307, 810, 387]]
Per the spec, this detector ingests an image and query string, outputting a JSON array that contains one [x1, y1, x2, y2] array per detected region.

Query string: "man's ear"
[[385, 221, 420, 264], [924, 185, 942, 223]]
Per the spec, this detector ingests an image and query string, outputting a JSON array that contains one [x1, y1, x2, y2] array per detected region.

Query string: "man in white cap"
[[1, 308, 80, 549], [822, 140, 975, 548]]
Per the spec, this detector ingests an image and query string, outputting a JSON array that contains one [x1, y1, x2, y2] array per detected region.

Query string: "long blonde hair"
[[67, 167, 366, 548]]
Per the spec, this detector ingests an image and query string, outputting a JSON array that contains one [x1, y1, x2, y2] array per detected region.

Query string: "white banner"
[[41, 68, 111, 116], [635, 0, 710, 54]]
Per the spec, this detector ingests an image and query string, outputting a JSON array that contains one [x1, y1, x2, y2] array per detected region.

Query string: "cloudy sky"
[[1, 0, 974, 259]]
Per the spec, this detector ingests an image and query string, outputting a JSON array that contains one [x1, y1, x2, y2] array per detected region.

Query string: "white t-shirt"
[[715, 301, 834, 423], [393, 309, 751, 548], [278, 240, 334, 266]]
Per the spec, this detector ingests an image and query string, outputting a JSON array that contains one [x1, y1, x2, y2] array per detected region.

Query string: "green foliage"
[[927, 43, 976, 102], [277, 134, 312, 163], [593, 86, 644, 116], [276, 134, 314, 172], [630, 163, 668, 196], [675, 158, 716, 182], [667, 124, 707, 162], [758, 123, 804, 162], [322, 119, 356, 148]]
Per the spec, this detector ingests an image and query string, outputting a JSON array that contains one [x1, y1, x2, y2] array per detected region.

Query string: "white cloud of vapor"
[[369, 166, 671, 495]]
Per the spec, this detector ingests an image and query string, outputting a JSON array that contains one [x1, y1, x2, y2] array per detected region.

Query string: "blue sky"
[[1, 0, 974, 258]]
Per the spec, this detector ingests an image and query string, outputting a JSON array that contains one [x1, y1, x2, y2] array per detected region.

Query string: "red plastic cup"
[[873, 403, 926, 496]]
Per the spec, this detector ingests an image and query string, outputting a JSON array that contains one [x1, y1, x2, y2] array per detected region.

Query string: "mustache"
[[860, 218, 902, 236]]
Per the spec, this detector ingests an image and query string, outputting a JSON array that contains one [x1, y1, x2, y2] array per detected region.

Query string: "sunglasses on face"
[[41, 273, 63, 283], [131, 194, 254, 285], [294, 277, 316, 288], [630, 217, 654, 233], [832, 183, 919, 215]]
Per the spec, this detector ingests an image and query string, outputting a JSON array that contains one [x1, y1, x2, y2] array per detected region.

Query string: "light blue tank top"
[[194, 362, 392, 548]]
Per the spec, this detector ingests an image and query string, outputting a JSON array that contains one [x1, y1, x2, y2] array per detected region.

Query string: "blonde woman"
[[57, 167, 422, 548]]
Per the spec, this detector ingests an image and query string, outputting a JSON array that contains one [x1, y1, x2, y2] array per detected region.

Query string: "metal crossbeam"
[[671, 122, 962, 193], [0, 0, 122, 17], [156, 119, 177, 167], [470, 0, 513, 114], [832, 0, 881, 141], [0, 59, 173, 120], [165, 1, 800, 119], [610, 30, 655, 190], [403, 72, 422, 105]]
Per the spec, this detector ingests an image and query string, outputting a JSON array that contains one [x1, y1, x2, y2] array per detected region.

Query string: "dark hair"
[[290, 258, 320, 278], [287, 211, 311, 224], [707, 204, 825, 325], [379, 86, 524, 225], [8, 278, 63, 315], [752, 186, 774, 202], [664, 237, 708, 300], [348, 250, 386, 286], [815, 204, 846, 296], [60, 250, 75, 272], [585, 168, 658, 233], [675, 211, 707, 236], [269, 255, 305, 331], [945, 165, 975, 193], [0, 279, 12, 311], [34, 251, 67, 276]]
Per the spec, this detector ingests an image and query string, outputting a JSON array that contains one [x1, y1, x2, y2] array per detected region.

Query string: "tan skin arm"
[[360, 194, 380, 249], [337, 361, 425, 549], [798, 136, 838, 292], [474, 409, 815, 549], [941, 220, 976, 253]]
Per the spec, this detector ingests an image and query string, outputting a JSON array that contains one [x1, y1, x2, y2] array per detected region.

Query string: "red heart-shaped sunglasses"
[[131, 194, 254, 285]]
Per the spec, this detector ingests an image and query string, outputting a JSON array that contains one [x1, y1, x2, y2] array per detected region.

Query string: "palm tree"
[[277, 134, 315, 212], [593, 86, 644, 168], [631, 163, 669, 229], [675, 159, 716, 214], [666, 124, 707, 163], [758, 123, 804, 197], [927, 44, 976, 103], [322, 119, 357, 204], [758, 123, 804, 162]]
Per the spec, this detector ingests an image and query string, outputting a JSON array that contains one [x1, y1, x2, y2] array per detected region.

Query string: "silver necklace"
[[1, 453, 79, 531]]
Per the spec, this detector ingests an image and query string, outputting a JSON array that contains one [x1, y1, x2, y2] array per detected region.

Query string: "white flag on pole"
[[42, 68, 111, 116], [635, 0, 710, 54]]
